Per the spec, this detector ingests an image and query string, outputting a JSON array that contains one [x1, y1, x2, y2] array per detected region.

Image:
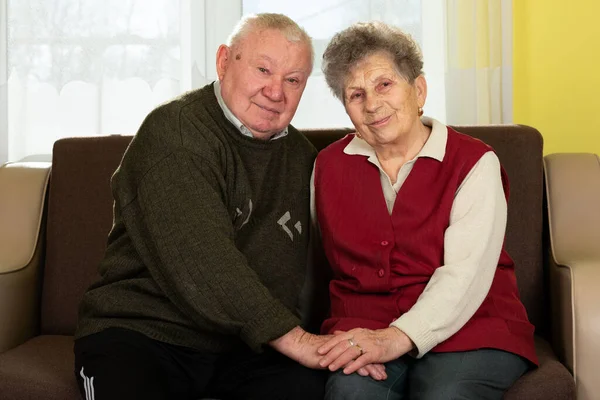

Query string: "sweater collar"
[[213, 80, 288, 141], [343, 117, 447, 162]]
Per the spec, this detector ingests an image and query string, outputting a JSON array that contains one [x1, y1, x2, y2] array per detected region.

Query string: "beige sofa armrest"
[[0, 161, 51, 352], [544, 153, 600, 400]]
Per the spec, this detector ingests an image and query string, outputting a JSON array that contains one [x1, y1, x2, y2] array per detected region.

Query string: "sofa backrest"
[[454, 125, 545, 332], [40, 125, 545, 336], [41, 136, 132, 335]]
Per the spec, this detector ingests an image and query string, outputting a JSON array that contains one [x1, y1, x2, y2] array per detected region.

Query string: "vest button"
[[378, 269, 385, 277], [380, 240, 389, 246]]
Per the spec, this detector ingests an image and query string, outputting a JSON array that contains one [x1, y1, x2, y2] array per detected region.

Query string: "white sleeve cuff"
[[390, 312, 438, 358]]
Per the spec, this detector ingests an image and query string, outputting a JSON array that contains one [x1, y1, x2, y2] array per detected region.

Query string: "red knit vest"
[[314, 127, 538, 365]]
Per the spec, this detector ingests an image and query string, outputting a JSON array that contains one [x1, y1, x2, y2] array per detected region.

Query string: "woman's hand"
[[317, 327, 414, 375]]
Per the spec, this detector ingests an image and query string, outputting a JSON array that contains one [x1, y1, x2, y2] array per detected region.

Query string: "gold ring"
[[355, 343, 364, 356]]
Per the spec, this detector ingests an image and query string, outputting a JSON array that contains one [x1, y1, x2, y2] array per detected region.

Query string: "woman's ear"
[[215, 44, 231, 81], [415, 75, 428, 107]]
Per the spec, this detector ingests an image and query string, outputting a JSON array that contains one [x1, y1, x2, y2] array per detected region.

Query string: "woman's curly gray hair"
[[322, 21, 423, 102]]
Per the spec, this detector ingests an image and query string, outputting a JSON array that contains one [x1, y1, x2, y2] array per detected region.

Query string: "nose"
[[365, 94, 381, 113], [263, 77, 284, 102]]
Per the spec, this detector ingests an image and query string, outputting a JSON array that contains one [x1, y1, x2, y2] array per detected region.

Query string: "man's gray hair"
[[227, 13, 314, 71], [322, 21, 423, 102]]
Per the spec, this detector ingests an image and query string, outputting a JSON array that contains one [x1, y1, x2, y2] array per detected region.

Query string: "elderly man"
[[74, 13, 326, 400]]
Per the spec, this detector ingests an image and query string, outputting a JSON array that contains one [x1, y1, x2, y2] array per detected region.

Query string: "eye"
[[287, 77, 300, 84], [351, 92, 362, 99], [380, 81, 392, 89], [258, 67, 268, 74]]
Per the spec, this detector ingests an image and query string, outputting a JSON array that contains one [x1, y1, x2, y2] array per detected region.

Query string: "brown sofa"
[[0, 125, 593, 399]]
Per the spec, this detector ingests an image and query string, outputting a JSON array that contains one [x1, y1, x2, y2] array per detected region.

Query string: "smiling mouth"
[[255, 103, 281, 114], [368, 115, 391, 126]]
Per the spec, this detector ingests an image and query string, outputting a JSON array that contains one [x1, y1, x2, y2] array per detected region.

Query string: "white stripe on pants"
[[79, 367, 95, 400]]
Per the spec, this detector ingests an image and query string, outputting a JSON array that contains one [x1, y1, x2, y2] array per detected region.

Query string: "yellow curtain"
[[445, 0, 511, 124]]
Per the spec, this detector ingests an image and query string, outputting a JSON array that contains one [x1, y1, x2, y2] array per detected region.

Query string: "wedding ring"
[[355, 343, 364, 356], [348, 338, 364, 356]]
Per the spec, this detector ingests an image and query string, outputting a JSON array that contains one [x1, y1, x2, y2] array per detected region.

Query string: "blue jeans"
[[325, 349, 529, 400]]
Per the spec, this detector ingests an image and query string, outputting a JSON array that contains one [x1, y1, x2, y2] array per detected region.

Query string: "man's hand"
[[317, 327, 414, 375], [270, 326, 332, 369], [356, 363, 387, 381]]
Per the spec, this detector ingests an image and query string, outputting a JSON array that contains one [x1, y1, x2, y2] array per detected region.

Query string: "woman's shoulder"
[[313, 134, 356, 175], [446, 126, 494, 155], [316, 134, 356, 158]]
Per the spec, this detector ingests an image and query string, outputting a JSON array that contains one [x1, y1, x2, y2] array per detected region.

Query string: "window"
[[3, 0, 181, 161], [2, 0, 502, 163]]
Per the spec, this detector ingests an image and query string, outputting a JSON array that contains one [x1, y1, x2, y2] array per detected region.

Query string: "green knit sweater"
[[75, 83, 317, 353]]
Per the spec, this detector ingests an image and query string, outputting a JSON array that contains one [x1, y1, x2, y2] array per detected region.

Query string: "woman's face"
[[343, 52, 426, 149]]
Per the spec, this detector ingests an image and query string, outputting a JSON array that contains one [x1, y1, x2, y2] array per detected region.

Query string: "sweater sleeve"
[[390, 151, 507, 357], [122, 149, 299, 352]]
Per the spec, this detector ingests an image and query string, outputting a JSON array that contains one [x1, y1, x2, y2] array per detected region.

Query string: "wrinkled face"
[[216, 28, 312, 140], [343, 52, 426, 149]]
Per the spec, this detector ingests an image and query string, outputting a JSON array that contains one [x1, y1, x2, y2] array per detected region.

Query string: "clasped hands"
[[293, 326, 414, 381]]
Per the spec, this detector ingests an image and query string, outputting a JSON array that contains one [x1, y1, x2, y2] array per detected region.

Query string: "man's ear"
[[216, 44, 231, 81]]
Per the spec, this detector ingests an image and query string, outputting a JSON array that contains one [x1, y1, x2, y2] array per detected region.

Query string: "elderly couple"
[[73, 13, 537, 400]]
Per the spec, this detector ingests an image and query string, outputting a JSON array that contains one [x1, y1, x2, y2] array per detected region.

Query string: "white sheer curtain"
[[2, 0, 183, 162], [1, 0, 8, 163], [445, 0, 513, 125]]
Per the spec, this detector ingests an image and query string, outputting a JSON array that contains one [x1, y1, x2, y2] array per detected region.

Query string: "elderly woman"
[[311, 22, 538, 400]]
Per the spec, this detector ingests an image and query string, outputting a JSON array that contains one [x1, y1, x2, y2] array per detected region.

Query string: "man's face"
[[216, 28, 312, 140]]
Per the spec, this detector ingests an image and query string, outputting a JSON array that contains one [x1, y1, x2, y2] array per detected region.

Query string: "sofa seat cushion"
[[0, 335, 79, 400], [504, 336, 575, 399]]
